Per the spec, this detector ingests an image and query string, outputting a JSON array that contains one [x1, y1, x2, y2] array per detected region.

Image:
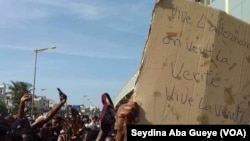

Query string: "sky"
[[0, 0, 155, 107]]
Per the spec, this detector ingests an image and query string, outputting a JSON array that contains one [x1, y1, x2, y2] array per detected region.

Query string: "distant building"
[[34, 96, 50, 113], [4, 93, 14, 113], [209, 0, 250, 23], [114, 70, 139, 108], [197, 0, 250, 23], [0, 83, 6, 101], [0, 83, 14, 113], [49, 98, 57, 109]]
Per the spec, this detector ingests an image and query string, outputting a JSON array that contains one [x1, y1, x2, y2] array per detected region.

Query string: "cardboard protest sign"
[[134, 0, 250, 124]]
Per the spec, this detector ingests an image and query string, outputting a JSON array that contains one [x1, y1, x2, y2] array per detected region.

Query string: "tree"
[[91, 107, 101, 116], [33, 106, 39, 116], [0, 100, 8, 117], [8, 81, 32, 113]]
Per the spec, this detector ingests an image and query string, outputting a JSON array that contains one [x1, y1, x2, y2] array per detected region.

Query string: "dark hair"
[[11, 118, 32, 135]]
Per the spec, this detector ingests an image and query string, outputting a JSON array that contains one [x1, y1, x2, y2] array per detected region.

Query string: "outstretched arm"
[[31, 88, 67, 130], [18, 94, 32, 119]]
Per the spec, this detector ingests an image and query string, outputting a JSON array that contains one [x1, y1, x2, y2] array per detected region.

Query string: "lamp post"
[[225, 0, 229, 14], [41, 88, 47, 96], [31, 45, 56, 116]]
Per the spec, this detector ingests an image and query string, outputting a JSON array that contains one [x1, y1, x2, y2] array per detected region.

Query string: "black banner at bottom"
[[127, 125, 250, 140]]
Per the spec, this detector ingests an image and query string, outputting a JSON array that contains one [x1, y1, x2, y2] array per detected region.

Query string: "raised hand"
[[18, 93, 32, 119], [31, 88, 68, 130], [57, 88, 67, 104], [20, 93, 32, 103], [115, 94, 138, 135]]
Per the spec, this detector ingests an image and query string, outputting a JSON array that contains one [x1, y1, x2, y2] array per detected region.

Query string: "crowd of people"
[[0, 88, 138, 141]]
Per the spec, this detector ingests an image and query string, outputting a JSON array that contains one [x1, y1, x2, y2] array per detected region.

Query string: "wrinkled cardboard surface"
[[134, 0, 250, 124]]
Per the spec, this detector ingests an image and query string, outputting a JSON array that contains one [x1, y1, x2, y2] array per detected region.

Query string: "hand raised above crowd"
[[31, 88, 68, 130], [20, 93, 32, 103], [57, 88, 67, 104], [115, 93, 138, 141]]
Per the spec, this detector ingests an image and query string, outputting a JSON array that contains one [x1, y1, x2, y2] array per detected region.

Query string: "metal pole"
[[30, 46, 56, 117], [31, 49, 38, 116], [225, 0, 229, 14]]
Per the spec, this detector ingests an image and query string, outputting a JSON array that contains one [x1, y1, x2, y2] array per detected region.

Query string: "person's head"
[[51, 115, 63, 133], [10, 118, 38, 140], [51, 118, 60, 128], [11, 118, 31, 135], [4, 115, 15, 126], [90, 115, 98, 122], [22, 134, 34, 141], [82, 115, 89, 123]]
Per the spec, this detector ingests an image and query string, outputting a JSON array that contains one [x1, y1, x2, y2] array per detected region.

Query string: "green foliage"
[[92, 107, 101, 116], [33, 106, 39, 115], [8, 80, 32, 113], [0, 100, 8, 117]]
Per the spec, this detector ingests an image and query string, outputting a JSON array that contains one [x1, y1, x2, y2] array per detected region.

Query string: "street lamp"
[[31, 45, 56, 116], [41, 88, 47, 97]]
